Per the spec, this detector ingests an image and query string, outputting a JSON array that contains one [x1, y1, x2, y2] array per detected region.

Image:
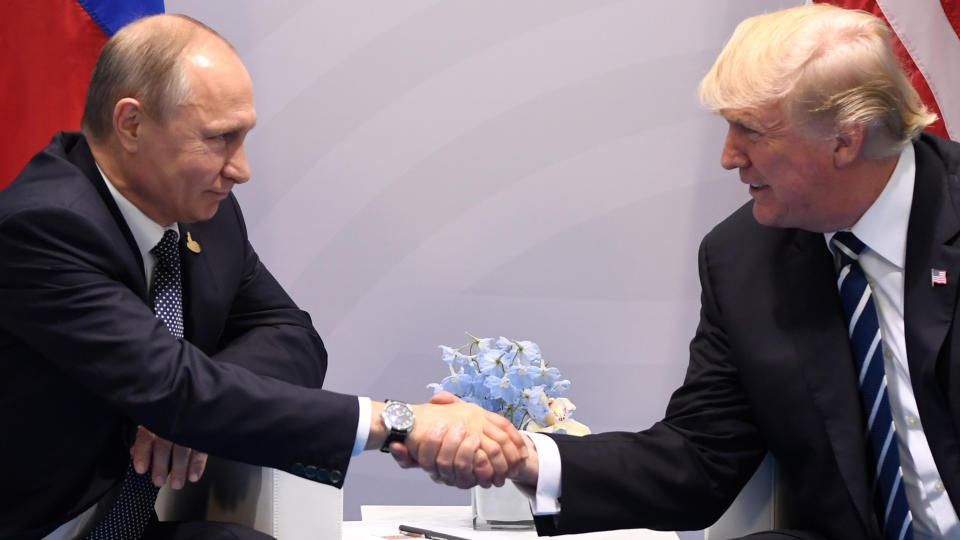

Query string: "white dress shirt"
[[527, 144, 960, 538]]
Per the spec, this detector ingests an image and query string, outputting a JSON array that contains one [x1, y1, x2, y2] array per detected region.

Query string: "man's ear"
[[833, 123, 865, 168], [113, 98, 145, 153]]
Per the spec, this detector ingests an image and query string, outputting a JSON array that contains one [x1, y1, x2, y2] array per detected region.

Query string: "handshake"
[[130, 391, 541, 492], [377, 391, 540, 491]]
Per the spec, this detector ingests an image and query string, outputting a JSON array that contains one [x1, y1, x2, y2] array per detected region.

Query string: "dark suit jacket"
[[0, 132, 360, 539], [536, 133, 960, 539]]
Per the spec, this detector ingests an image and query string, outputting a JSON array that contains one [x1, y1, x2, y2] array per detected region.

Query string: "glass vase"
[[471, 481, 535, 530]]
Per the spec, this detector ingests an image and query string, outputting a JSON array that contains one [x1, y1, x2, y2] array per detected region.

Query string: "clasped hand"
[[130, 425, 208, 489], [390, 392, 536, 490], [130, 395, 538, 492]]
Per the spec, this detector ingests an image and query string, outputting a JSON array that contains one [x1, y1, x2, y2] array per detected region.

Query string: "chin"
[[751, 206, 787, 229], [182, 207, 220, 224]]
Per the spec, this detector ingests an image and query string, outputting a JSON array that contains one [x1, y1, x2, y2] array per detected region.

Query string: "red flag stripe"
[[0, 0, 108, 189], [815, 0, 958, 141], [943, 0, 960, 38], [876, 0, 960, 140]]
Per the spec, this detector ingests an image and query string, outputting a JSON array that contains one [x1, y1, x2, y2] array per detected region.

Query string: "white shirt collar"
[[95, 163, 178, 275], [825, 143, 915, 268]]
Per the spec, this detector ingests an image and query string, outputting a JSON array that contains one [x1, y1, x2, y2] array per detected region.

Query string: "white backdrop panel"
[[165, 0, 800, 521]]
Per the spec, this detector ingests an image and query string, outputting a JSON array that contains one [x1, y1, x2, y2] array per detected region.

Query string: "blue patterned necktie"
[[86, 229, 184, 539], [833, 231, 914, 540]]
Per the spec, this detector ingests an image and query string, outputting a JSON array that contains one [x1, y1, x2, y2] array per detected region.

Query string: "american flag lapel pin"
[[931, 268, 947, 286]]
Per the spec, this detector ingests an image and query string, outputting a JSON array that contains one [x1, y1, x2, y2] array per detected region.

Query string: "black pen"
[[398, 524, 471, 540]]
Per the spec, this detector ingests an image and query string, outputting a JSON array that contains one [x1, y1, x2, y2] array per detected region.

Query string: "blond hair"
[[699, 4, 935, 157], [81, 14, 231, 142]]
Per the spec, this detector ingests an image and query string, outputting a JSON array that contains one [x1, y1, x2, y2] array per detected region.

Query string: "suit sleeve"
[[0, 206, 357, 487], [541, 237, 766, 535], [207, 196, 328, 389]]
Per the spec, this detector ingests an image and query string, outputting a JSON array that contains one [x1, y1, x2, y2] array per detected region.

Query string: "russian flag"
[[0, 0, 164, 189]]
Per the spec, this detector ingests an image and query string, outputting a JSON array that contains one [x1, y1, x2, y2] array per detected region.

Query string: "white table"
[[342, 505, 679, 539]]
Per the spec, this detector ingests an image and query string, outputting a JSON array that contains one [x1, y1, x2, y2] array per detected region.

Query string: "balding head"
[[81, 14, 234, 143], [82, 14, 255, 226]]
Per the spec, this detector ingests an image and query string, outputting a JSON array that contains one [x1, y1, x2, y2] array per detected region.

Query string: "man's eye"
[[738, 125, 761, 140]]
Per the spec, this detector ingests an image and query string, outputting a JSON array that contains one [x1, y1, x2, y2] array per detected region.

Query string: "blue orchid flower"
[[429, 368, 477, 396], [523, 385, 551, 425], [484, 374, 523, 405], [507, 363, 542, 389], [534, 366, 561, 387], [515, 341, 542, 365], [476, 348, 505, 375], [430, 335, 575, 430], [547, 378, 571, 397]]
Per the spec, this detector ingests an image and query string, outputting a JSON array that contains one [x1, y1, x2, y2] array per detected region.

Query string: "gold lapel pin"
[[186, 231, 202, 254]]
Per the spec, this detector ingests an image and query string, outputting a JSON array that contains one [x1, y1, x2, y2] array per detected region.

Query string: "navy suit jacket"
[[0, 132, 360, 539], [536, 133, 960, 539]]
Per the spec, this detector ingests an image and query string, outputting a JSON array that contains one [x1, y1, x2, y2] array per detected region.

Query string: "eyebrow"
[[727, 117, 761, 132], [208, 118, 257, 134]]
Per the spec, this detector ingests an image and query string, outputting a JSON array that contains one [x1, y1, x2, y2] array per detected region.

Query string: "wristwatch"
[[379, 400, 415, 453]]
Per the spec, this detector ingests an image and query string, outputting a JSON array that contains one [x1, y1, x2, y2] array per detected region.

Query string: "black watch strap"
[[380, 429, 406, 453]]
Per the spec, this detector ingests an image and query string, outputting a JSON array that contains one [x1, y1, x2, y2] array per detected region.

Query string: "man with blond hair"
[[0, 13, 526, 540], [400, 4, 960, 539]]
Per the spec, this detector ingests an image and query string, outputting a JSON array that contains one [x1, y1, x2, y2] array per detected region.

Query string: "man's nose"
[[224, 144, 250, 184], [720, 130, 749, 170]]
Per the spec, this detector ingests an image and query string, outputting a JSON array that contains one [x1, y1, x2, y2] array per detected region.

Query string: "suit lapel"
[[903, 137, 960, 396], [68, 134, 148, 300], [177, 223, 224, 351], [902, 137, 960, 513], [783, 229, 877, 534]]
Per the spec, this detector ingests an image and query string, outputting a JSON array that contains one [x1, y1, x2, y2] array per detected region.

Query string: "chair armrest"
[[704, 453, 777, 540], [156, 456, 342, 539]]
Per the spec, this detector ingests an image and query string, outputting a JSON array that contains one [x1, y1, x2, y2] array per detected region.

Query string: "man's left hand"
[[130, 426, 208, 489]]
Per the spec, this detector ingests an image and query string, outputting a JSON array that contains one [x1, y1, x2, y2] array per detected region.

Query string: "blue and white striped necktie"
[[833, 231, 913, 540]]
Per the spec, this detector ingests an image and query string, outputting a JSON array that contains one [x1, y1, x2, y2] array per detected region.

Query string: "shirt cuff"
[[525, 431, 562, 515], [353, 396, 371, 456]]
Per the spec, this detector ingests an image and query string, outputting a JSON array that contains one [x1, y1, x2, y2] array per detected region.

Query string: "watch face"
[[383, 401, 415, 431]]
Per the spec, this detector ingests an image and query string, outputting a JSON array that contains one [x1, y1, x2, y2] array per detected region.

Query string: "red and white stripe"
[[816, 0, 960, 141]]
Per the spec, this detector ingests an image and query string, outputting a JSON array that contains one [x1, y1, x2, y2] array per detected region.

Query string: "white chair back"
[[704, 453, 778, 539], [156, 457, 342, 540]]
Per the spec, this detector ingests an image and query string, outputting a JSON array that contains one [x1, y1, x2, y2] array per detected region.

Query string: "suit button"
[[291, 463, 305, 477], [314, 469, 329, 483], [304, 465, 318, 479], [330, 469, 343, 484], [935, 480, 946, 493]]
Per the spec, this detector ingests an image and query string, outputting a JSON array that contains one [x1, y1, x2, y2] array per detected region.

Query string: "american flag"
[[932, 268, 948, 286], [815, 0, 960, 142]]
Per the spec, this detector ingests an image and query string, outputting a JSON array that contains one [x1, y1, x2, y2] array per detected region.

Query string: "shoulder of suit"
[[0, 132, 99, 216], [917, 132, 960, 177]]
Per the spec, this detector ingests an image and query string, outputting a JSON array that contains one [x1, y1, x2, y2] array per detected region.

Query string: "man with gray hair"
[[0, 13, 526, 540], [402, 4, 960, 539]]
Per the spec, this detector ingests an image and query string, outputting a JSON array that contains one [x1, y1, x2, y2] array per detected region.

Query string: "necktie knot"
[[832, 231, 867, 265], [151, 229, 180, 269]]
